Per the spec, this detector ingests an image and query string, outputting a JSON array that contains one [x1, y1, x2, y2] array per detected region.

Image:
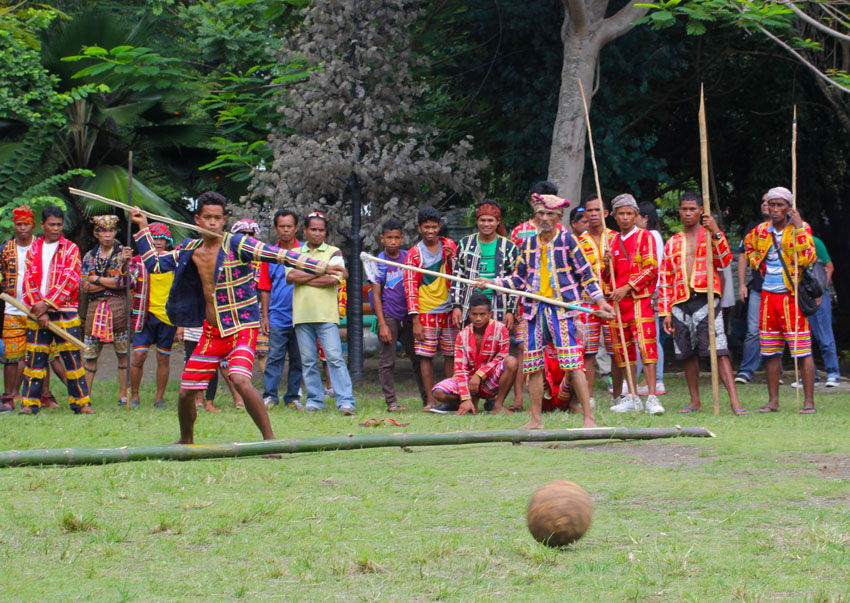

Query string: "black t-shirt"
[[739, 220, 763, 292]]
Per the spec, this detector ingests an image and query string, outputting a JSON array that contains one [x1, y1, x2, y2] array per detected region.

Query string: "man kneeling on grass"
[[431, 293, 517, 415]]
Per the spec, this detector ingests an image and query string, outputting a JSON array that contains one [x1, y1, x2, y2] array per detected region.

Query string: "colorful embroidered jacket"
[[601, 228, 658, 299], [577, 228, 618, 297], [510, 220, 564, 247], [450, 234, 519, 324], [495, 231, 603, 319], [22, 236, 82, 312], [81, 244, 128, 299], [453, 319, 510, 401], [135, 228, 327, 336], [129, 255, 164, 333], [658, 228, 731, 316], [743, 221, 815, 291], [0, 240, 21, 298], [404, 237, 457, 315]]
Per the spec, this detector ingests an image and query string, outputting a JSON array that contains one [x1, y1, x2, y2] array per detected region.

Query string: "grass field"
[[1, 373, 850, 601]]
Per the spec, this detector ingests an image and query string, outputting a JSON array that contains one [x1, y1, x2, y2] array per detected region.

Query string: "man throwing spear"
[[129, 192, 343, 443], [659, 192, 748, 415], [475, 195, 614, 429], [744, 186, 817, 414]]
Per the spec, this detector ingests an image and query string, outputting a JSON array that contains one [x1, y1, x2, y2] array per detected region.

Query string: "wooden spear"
[[361, 252, 613, 319], [125, 152, 133, 411], [792, 105, 800, 412], [699, 85, 721, 415], [0, 293, 88, 352], [578, 78, 639, 410], [0, 426, 716, 467], [68, 188, 221, 238]]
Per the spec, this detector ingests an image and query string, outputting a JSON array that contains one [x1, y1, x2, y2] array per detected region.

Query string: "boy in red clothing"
[[602, 194, 663, 415], [432, 293, 517, 415]]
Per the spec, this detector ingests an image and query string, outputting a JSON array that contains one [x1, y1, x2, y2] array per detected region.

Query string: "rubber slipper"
[[359, 418, 381, 427], [677, 406, 700, 414], [798, 407, 817, 414], [733, 408, 749, 415], [757, 405, 779, 413], [381, 418, 410, 427], [387, 403, 407, 413]]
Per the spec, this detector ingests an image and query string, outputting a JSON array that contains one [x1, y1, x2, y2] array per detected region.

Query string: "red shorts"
[[583, 306, 613, 355], [181, 322, 258, 390], [760, 291, 811, 357], [414, 312, 457, 357], [611, 296, 657, 367]]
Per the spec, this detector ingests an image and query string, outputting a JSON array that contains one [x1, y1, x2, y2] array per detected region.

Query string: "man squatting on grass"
[[658, 192, 747, 415], [432, 292, 518, 415], [476, 194, 615, 429], [602, 194, 664, 416], [129, 193, 343, 443], [404, 206, 458, 411], [744, 186, 817, 414]]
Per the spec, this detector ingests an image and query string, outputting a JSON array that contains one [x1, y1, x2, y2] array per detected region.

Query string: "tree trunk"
[[547, 31, 598, 210]]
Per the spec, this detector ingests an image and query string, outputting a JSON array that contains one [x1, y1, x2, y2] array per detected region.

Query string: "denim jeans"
[[736, 289, 762, 379], [808, 293, 840, 380], [295, 322, 355, 410], [262, 325, 302, 405]]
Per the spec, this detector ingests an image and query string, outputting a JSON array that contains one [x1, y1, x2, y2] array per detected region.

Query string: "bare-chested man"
[[658, 191, 747, 415], [129, 192, 342, 443]]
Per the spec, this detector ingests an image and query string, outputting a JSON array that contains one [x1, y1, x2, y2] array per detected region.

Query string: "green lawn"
[[1, 374, 849, 601]]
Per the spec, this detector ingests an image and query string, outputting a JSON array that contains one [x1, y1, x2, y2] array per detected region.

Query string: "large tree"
[[547, 0, 649, 204], [249, 0, 485, 380]]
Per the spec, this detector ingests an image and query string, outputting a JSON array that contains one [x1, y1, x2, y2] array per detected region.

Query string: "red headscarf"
[[12, 205, 34, 225], [476, 202, 506, 237]]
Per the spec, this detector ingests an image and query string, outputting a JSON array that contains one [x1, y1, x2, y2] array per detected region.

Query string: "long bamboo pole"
[[361, 252, 613, 319], [0, 426, 715, 468], [578, 78, 638, 410], [792, 105, 800, 412], [698, 86, 721, 415], [68, 188, 221, 238], [0, 293, 88, 352], [125, 152, 133, 411]]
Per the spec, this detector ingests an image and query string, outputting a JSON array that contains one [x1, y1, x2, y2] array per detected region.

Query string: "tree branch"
[[780, 0, 850, 44], [596, 1, 649, 48], [563, 0, 589, 35]]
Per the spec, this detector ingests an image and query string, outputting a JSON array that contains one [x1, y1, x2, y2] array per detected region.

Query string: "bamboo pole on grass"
[[0, 426, 716, 467], [698, 86, 721, 415], [578, 78, 638, 410]]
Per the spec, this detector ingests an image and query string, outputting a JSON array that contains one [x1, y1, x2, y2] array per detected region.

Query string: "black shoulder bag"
[[770, 233, 826, 317]]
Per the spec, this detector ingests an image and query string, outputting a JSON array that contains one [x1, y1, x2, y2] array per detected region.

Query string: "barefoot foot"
[[519, 420, 544, 430]]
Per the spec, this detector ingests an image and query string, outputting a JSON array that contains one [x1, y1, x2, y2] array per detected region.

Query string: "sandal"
[[41, 392, 60, 409], [387, 403, 407, 413], [677, 406, 700, 414], [733, 408, 749, 416], [799, 407, 817, 414], [757, 405, 779, 413], [359, 418, 410, 427]]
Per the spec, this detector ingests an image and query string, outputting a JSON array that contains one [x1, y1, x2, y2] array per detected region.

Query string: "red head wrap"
[[476, 202, 506, 237], [148, 222, 173, 246], [12, 205, 35, 225]]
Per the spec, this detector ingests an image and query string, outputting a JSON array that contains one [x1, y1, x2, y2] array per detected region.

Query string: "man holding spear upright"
[[744, 186, 817, 414], [128, 192, 343, 443], [475, 195, 615, 429]]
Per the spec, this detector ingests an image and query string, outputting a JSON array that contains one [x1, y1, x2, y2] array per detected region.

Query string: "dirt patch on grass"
[[536, 442, 717, 468], [783, 454, 850, 481]]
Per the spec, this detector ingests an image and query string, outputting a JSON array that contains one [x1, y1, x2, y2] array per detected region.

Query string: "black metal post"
[[347, 173, 364, 384]]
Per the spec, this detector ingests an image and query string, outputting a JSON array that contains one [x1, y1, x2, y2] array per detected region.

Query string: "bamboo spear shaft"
[[361, 252, 613, 319], [0, 293, 88, 352], [0, 426, 715, 468], [68, 188, 221, 238], [792, 105, 800, 412], [699, 86, 721, 415], [125, 153, 133, 411], [578, 78, 638, 410]]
